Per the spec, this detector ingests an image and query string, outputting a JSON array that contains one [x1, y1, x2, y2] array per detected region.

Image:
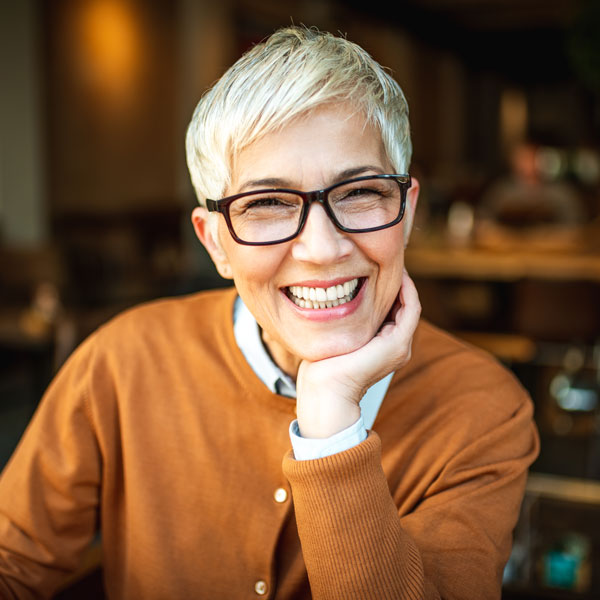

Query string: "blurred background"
[[1, 0, 600, 597]]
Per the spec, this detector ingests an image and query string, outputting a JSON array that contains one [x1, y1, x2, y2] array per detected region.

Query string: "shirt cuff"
[[289, 417, 368, 460]]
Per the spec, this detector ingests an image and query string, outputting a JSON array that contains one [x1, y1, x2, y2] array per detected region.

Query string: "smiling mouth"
[[286, 278, 363, 309]]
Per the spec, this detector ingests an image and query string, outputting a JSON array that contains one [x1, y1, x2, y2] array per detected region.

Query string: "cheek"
[[361, 228, 405, 274], [226, 246, 288, 293], [365, 233, 405, 311]]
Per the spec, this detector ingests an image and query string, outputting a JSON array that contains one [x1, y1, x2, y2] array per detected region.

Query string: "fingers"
[[298, 268, 422, 406], [394, 269, 421, 332], [373, 270, 420, 372]]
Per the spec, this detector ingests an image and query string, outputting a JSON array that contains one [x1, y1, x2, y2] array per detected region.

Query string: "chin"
[[292, 331, 372, 363]]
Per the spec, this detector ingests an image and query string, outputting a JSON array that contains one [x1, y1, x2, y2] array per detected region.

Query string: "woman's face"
[[194, 104, 418, 377]]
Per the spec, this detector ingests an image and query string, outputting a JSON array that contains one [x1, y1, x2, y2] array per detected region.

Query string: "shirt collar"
[[233, 296, 297, 397]]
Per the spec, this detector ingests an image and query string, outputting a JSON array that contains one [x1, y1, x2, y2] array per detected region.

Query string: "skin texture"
[[192, 104, 421, 438]]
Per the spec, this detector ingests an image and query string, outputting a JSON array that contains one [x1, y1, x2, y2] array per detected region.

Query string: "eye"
[[231, 193, 302, 218], [245, 197, 287, 208], [336, 186, 382, 202], [344, 187, 379, 198]]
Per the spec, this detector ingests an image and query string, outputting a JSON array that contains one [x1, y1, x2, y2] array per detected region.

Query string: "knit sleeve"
[[0, 335, 102, 599], [282, 392, 539, 600], [283, 433, 425, 599]]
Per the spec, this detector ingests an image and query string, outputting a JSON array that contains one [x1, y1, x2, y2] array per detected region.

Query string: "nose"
[[291, 203, 353, 264]]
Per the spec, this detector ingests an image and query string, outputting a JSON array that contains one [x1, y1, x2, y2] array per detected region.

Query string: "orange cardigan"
[[0, 287, 539, 599]]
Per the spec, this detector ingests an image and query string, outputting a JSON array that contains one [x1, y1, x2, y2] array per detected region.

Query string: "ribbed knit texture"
[[0, 288, 539, 599], [283, 435, 424, 599]]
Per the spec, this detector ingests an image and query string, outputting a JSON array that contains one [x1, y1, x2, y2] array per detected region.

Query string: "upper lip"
[[283, 276, 363, 288]]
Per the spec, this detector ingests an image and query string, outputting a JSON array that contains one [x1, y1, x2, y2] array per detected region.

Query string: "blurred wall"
[[0, 1, 46, 246], [44, 0, 179, 216]]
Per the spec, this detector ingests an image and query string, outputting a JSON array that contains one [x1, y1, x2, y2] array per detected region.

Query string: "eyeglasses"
[[205, 174, 411, 246]]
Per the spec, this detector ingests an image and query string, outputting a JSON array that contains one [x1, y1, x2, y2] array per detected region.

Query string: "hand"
[[296, 269, 421, 438]]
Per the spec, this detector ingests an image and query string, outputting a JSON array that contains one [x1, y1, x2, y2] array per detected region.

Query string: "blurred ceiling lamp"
[[77, 0, 141, 106], [500, 88, 527, 155]]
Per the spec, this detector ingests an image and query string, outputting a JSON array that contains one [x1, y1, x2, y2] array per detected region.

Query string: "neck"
[[260, 328, 301, 381]]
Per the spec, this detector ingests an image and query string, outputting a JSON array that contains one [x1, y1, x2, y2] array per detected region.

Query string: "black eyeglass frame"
[[205, 173, 412, 246]]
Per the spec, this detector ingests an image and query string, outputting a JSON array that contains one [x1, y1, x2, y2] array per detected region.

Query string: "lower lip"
[[282, 279, 366, 322]]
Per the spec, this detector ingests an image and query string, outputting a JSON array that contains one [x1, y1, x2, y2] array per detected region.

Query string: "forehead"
[[228, 104, 390, 192]]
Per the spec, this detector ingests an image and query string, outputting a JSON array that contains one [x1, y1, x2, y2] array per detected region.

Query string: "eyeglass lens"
[[228, 177, 403, 244]]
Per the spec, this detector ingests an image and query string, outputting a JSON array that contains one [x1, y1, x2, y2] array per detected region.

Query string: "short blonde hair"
[[186, 26, 412, 206]]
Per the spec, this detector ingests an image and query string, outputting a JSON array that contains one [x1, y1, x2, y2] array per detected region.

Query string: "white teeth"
[[287, 278, 361, 309]]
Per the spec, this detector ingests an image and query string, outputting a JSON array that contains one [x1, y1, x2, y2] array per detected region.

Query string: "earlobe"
[[191, 207, 233, 279]]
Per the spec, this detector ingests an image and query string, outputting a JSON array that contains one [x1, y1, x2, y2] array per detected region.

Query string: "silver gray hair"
[[186, 26, 412, 207]]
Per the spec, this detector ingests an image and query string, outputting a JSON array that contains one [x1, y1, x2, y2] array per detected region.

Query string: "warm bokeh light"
[[76, 0, 141, 104], [500, 88, 528, 155]]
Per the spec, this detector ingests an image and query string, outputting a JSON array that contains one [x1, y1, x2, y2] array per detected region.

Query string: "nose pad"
[[291, 203, 353, 263]]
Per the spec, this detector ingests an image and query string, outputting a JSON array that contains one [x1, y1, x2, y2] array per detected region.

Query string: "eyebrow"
[[236, 165, 387, 192]]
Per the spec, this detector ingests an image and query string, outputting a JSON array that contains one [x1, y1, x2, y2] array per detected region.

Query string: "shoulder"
[[61, 287, 239, 382], [413, 319, 523, 385], [378, 321, 537, 477], [53, 286, 239, 408], [390, 319, 531, 421], [412, 319, 501, 365], [94, 287, 237, 347]]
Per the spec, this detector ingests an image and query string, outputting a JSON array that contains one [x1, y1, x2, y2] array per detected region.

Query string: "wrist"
[[290, 417, 367, 460], [296, 394, 361, 439]]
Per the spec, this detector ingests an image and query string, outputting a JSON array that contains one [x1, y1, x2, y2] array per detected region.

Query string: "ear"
[[191, 207, 233, 279], [403, 176, 420, 246]]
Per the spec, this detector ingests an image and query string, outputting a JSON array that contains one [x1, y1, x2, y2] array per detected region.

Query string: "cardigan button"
[[254, 580, 268, 595], [273, 487, 288, 503]]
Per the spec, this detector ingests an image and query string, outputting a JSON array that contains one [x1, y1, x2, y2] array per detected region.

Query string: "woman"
[[0, 26, 538, 599]]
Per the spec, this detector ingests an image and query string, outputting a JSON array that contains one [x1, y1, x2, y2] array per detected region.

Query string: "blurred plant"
[[568, 0, 600, 93]]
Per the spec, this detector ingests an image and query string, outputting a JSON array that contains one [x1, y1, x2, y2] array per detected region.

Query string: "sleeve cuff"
[[289, 416, 368, 460]]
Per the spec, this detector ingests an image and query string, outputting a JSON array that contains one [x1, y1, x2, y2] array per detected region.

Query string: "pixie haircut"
[[186, 26, 412, 206]]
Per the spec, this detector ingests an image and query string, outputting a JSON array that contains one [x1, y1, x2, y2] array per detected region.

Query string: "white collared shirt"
[[233, 296, 392, 459]]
